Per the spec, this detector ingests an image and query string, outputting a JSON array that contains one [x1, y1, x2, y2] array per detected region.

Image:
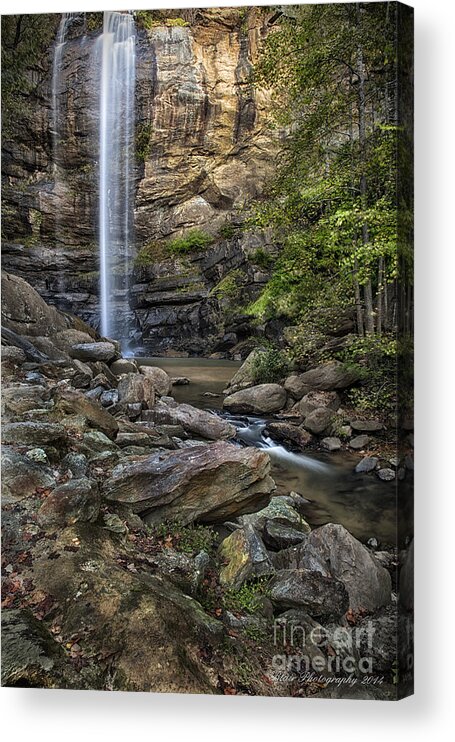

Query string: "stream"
[[137, 357, 397, 545]]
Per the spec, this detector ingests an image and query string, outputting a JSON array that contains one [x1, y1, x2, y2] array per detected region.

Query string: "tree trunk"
[[377, 257, 384, 335]]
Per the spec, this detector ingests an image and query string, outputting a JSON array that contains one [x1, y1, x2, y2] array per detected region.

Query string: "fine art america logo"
[[271, 617, 379, 684]]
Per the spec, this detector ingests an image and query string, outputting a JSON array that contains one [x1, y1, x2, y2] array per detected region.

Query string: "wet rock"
[[149, 400, 235, 441], [70, 342, 117, 363], [218, 524, 274, 589], [223, 383, 287, 414], [37, 477, 100, 529], [269, 569, 349, 620], [284, 361, 361, 399], [290, 523, 392, 612], [53, 387, 118, 439], [266, 422, 312, 449], [350, 434, 370, 450], [321, 436, 342, 452], [85, 386, 104, 400], [1, 447, 55, 502], [171, 376, 190, 386], [377, 468, 395, 481], [103, 441, 274, 524], [117, 373, 155, 409], [350, 419, 384, 433], [298, 390, 341, 416], [303, 407, 334, 435], [1, 421, 67, 447], [263, 521, 308, 550], [139, 365, 171, 396], [110, 358, 138, 376], [355, 456, 378, 473]]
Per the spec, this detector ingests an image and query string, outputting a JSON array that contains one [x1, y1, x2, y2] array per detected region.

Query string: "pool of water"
[[136, 357, 398, 546]]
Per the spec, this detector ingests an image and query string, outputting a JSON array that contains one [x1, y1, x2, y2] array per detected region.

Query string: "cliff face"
[[1, 8, 279, 355]]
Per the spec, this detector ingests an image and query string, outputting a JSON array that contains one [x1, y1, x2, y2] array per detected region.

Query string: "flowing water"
[[137, 357, 398, 545], [98, 11, 136, 346]]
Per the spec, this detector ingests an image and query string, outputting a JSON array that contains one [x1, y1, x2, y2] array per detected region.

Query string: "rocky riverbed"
[[1, 272, 413, 698]]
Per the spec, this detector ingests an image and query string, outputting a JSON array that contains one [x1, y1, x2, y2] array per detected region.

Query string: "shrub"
[[223, 578, 271, 616], [252, 347, 291, 384], [211, 269, 246, 302], [167, 229, 213, 255], [152, 521, 217, 556], [134, 241, 168, 266], [250, 247, 273, 270]]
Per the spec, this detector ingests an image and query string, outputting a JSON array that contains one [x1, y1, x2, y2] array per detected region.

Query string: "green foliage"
[[223, 578, 271, 616], [211, 270, 246, 303], [218, 222, 238, 240], [136, 123, 152, 163], [86, 13, 103, 32], [249, 248, 274, 270], [152, 521, 217, 556], [252, 347, 291, 384], [338, 335, 397, 416], [251, 3, 402, 339], [135, 11, 188, 30], [134, 241, 168, 266], [167, 229, 213, 255]]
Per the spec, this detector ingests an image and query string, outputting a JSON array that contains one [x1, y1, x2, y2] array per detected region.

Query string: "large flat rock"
[[103, 441, 275, 524]]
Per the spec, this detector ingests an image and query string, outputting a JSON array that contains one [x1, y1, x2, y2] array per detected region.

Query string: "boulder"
[[1, 272, 68, 337], [2, 384, 51, 416], [355, 456, 378, 473], [223, 349, 264, 393], [218, 524, 274, 589], [223, 383, 287, 414], [239, 495, 310, 536], [321, 437, 342, 452], [269, 569, 349, 620], [266, 422, 312, 449], [110, 358, 138, 376], [50, 329, 96, 353], [1, 422, 67, 447], [149, 400, 235, 441], [349, 434, 370, 449], [171, 376, 190, 386], [351, 419, 384, 433], [263, 521, 308, 550], [53, 387, 118, 439], [288, 523, 392, 612], [302, 407, 334, 435], [139, 365, 172, 396], [284, 361, 361, 399], [1, 448, 55, 502], [117, 373, 155, 409], [37, 478, 100, 529], [103, 441, 275, 524], [377, 468, 395, 481], [70, 342, 117, 363], [299, 390, 341, 416]]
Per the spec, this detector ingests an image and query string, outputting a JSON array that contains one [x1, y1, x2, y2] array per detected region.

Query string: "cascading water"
[[98, 11, 136, 348]]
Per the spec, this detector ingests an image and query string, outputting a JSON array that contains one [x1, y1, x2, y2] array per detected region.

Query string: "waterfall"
[[98, 11, 136, 348], [51, 12, 80, 169]]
